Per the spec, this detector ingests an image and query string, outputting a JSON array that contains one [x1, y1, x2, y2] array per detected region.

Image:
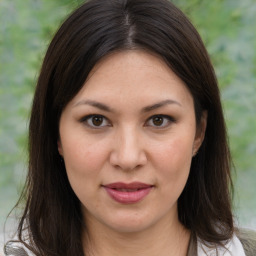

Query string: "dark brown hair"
[[6, 0, 233, 255]]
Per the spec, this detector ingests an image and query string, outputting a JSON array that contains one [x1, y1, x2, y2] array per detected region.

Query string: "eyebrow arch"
[[73, 100, 114, 112], [142, 99, 182, 113], [73, 99, 181, 113]]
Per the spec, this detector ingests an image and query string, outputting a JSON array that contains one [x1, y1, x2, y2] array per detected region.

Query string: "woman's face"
[[58, 50, 206, 234]]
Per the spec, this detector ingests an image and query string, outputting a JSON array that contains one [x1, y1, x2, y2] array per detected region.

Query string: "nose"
[[109, 127, 147, 171]]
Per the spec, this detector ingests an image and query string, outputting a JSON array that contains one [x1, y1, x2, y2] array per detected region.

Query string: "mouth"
[[102, 182, 154, 204]]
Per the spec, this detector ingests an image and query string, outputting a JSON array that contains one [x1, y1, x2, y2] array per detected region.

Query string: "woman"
[[4, 0, 256, 255]]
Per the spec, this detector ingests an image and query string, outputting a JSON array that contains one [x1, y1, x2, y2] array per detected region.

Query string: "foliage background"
[[0, 0, 255, 238]]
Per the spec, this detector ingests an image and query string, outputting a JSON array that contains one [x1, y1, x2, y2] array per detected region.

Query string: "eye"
[[146, 115, 175, 128], [81, 115, 110, 128]]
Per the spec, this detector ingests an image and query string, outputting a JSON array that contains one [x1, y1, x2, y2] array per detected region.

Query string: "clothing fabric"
[[4, 229, 256, 255], [187, 228, 256, 256], [236, 228, 256, 256], [197, 234, 246, 256]]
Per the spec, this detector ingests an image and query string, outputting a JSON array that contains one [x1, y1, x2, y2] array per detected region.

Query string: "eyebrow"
[[142, 99, 182, 112], [73, 100, 113, 112], [73, 99, 181, 113]]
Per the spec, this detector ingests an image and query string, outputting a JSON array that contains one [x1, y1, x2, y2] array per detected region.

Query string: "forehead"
[[69, 50, 194, 110]]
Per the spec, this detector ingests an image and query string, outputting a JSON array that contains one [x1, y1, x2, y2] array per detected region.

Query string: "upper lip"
[[103, 182, 153, 189]]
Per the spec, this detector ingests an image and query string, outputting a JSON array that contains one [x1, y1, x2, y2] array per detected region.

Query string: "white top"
[[3, 234, 246, 256], [197, 234, 246, 256]]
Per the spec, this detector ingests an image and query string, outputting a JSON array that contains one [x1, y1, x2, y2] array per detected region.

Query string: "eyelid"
[[79, 114, 175, 129], [80, 114, 111, 128], [145, 114, 176, 128]]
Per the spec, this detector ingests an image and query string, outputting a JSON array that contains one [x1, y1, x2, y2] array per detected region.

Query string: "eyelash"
[[145, 115, 176, 128], [80, 115, 111, 129], [80, 114, 176, 129]]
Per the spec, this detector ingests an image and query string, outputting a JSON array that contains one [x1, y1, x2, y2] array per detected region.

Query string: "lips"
[[102, 182, 153, 204]]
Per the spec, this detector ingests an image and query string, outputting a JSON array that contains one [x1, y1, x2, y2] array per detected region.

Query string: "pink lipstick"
[[103, 182, 153, 204]]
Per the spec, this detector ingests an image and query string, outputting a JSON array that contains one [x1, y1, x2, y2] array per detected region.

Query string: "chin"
[[103, 212, 161, 234], [107, 221, 152, 234]]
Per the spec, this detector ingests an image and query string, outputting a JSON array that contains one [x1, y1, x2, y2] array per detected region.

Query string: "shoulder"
[[236, 228, 256, 256], [4, 241, 32, 256], [188, 228, 256, 256], [196, 233, 247, 256]]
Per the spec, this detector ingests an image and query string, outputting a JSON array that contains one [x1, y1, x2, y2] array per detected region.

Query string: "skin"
[[58, 50, 207, 256]]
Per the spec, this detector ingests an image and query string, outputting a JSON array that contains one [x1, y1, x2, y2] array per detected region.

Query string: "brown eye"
[[92, 116, 104, 126], [81, 115, 110, 128], [152, 116, 164, 126], [146, 115, 175, 128]]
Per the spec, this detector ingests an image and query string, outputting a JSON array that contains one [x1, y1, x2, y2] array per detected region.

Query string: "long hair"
[[6, 0, 233, 255]]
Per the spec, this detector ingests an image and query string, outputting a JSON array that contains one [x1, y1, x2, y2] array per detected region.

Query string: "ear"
[[193, 111, 207, 156], [57, 140, 63, 156]]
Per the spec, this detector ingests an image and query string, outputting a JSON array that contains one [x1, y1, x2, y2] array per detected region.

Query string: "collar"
[[187, 233, 246, 256]]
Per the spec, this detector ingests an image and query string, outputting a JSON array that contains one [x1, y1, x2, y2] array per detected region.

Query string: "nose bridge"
[[120, 126, 139, 154], [110, 125, 147, 170]]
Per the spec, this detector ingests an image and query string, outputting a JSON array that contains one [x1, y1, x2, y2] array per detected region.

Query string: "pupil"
[[92, 116, 103, 126], [153, 116, 163, 126]]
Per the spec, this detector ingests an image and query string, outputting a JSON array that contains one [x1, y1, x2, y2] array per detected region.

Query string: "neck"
[[82, 214, 191, 256]]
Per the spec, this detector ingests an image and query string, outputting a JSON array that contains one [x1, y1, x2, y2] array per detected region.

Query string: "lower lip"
[[103, 187, 152, 204]]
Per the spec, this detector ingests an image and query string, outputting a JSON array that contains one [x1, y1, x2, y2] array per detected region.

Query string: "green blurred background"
[[0, 0, 255, 237]]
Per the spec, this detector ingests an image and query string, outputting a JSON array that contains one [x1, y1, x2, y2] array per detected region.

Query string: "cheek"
[[152, 136, 193, 191], [62, 138, 110, 205], [153, 135, 193, 167], [61, 136, 109, 180]]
